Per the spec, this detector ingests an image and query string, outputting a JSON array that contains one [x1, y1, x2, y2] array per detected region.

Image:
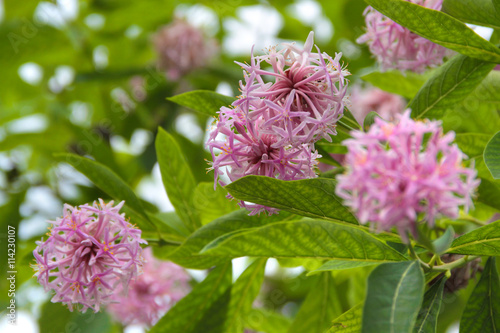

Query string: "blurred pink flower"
[[357, 0, 453, 73], [107, 247, 191, 327], [349, 85, 406, 124], [154, 18, 217, 80], [32, 200, 146, 312], [336, 111, 479, 239]]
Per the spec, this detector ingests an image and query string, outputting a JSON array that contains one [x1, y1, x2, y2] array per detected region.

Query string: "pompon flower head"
[[207, 32, 348, 215], [349, 85, 406, 124], [107, 247, 190, 327], [153, 18, 217, 80], [32, 199, 147, 312], [357, 0, 453, 73], [336, 111, 479, 240]]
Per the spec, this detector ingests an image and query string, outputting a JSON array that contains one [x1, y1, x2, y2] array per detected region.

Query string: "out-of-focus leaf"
[[408, 54, 495, 119], [484, 131, 500, 179], [150, 262, 232, 333], [223, 258, 267, 332], [414, 276, 446, 333], [454, 133, 491, 158], [432, 227, 454, 255], [363, 111, 381, 131], [477, 178, 500, 211], [362, 261, 424, 333], [316, 130, 350, 154], [442, 0, 500, 30], [167, 90, 235, 117], [460, 257, 500, 332], [156, 128, 201, 232], [192, 182, 239, 225], [288, 273, 342, 333], [246, 308, 292, 333], [448, 220, 500, 255], [201, 219, 407, 262], [361, 71, 426, 99], [326, 303, 363, 333], [159, 210, 296, 269], [365, 0, 500, 62]]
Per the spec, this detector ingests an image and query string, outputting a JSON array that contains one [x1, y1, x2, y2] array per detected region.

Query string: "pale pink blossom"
[[349, 85, 406, 124]]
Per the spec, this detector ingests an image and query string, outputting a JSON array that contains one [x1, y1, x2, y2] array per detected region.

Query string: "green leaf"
[[192, 182, 239, 225], [156, 128, 201, 232], [477, 178, 500, 211], [408, 54, 495, 119], [326, 303, 363, 333], [413, 276, 446, 333], [150, 262, 232, 333], [224, 258, 267, 332], [432, 227, 455, 255], [201, 219, 407, 262], [363, 111, 381, 131], [362, 261, 425, 333], [246, 308, 292, 333], [460, 257, 500, 332], [442, 0, 500, 30], [39, 302, 112, 333], [55, 153, 155, 230], [288, 273, 342, 333], [167, 90, 235, 117], [448, 220, 500, 255], [226, 176, 358, 225], [316, 130, 350, 154], [308, 260, 379, 276], [161, 210, 296, 269], [484, 131, 500, 179], [365, 0, 500, 62], [361, 71, 426, 99], [339, 107, 362, 131], [454, 133, 491, 159]]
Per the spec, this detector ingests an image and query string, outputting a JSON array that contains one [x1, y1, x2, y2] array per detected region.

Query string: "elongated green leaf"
[[288, 273, 342, 333], [327, 303, 363, 333], [39, 302, 112, 333], [362, 261, 424, 333], [432, 227, 455, 255], [460, 257, 500, 332], [193, 182, 239, 225], [246, 308, 292, 333], [224, 258, 267, 332], [363, 111, 381, 131], [484, 131, 500, 179], [361, 71, 426, 99], [414, 276, 446, 333], [55, 153, 155, 229], [365, 0, 500, 62], [150, 262, 232, 333], [308, 260, 379, 275], [160, 210, 296, 269], [454, 133, 491, 159], [339, 107, 362, 131], [408, 54, 495, 119], [477, 178, 500, 211], [202, 219, 407, 262], [316, 130, 350, 154], [167, 90, 235, 117], [226, 176, 358, 224], [448, 220, 500, 255], [442, 0, 500, 30], [156, 128, 201, 232]]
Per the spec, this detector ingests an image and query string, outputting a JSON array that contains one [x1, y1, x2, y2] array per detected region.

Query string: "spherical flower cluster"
[[357, 0, 453, 73], [349, 85, 406, 124], [32, 200, 147, 312], [154, 18, 217, 80], [107, 247, 191, 327], [336, 111, 479, 239], [207, 32, 350, 215]]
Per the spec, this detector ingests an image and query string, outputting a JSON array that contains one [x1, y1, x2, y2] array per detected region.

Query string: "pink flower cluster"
[[32, 200, 147, 312], [107, 247, 191, 327], [349, 85, 406, 124], [207, 32, 350, 215], [357, 0, 452, 73], [154, 18, 217, 80], [336, 111, 479, 239]]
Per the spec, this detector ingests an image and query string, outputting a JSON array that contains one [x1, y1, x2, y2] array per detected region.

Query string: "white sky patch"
[[186, 268, 208, 282], [0, 0, 4, 24], [125, 25, 142, 39], [48, 65, 75, 93], [84, 13, 105, 30], [175, 113, 204, 143], [216, 81, 234, 97], [232, 257, 251, 282], [223, 5, 283, 56], [7, 114, 48, 134], [287, 0, 333, 43], [18, 63, 43, 85], [110, 129, 152, 156], [93, 45, 109, 70], [135, 163, 174, 212], [69, 101, 92, 127], [34, 0, 78, 29], [174, 4, 219, 36], [466, 24, 494, 41], [0, 311, 39, 333]]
